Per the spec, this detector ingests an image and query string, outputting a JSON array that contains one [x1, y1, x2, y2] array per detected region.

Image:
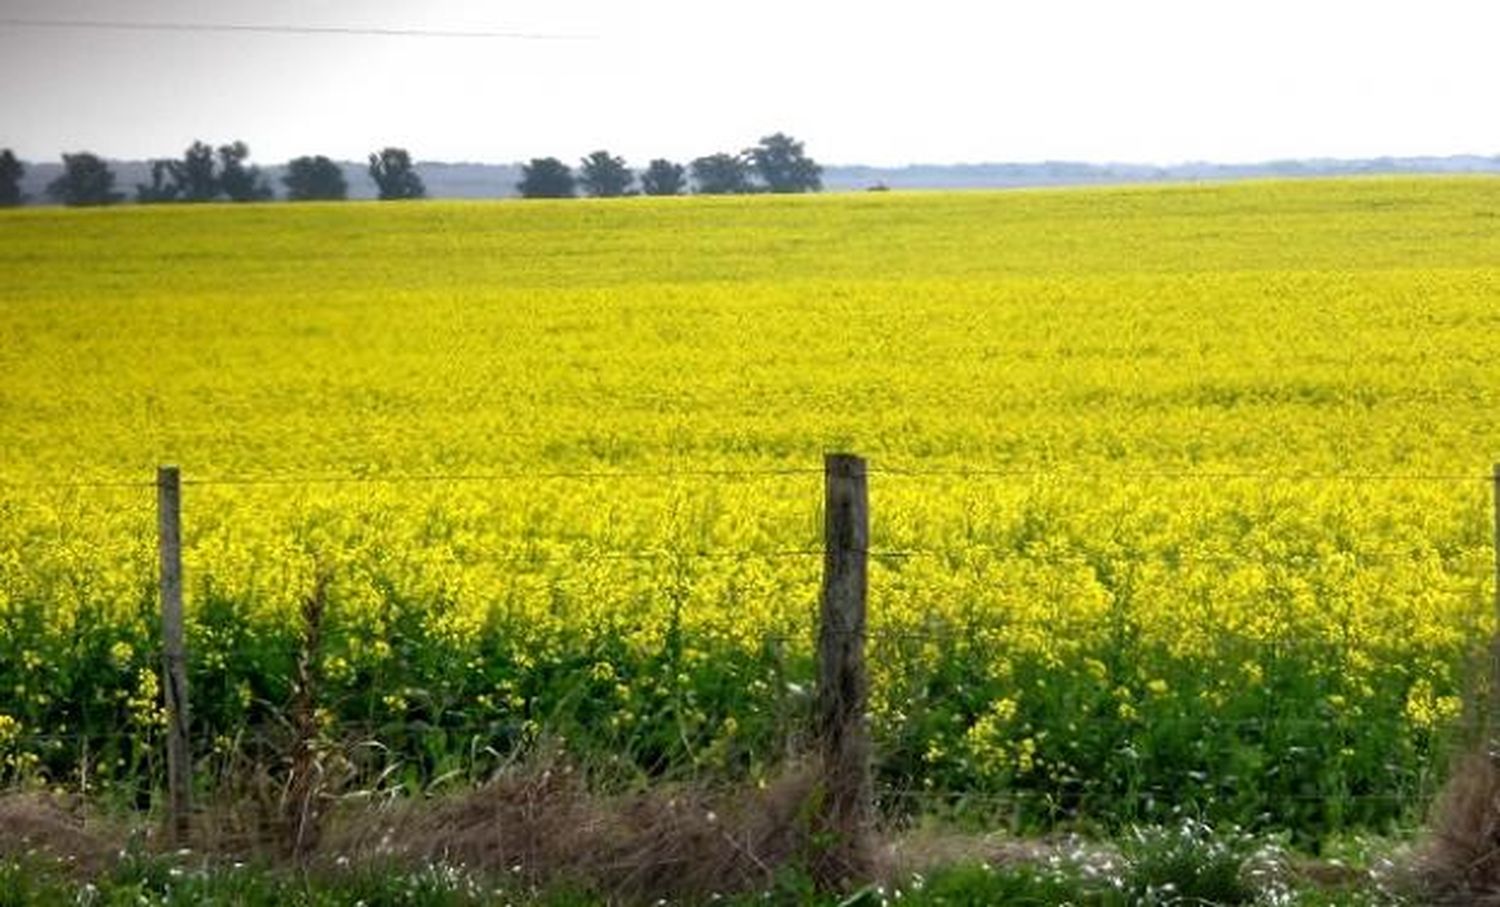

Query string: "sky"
[[2, 0, 1498, 168]]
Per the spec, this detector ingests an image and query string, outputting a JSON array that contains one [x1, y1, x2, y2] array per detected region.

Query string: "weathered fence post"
[[157, 465, 191, 845], [1489, 463, 1500, 746], [815, 453, 873, 887]]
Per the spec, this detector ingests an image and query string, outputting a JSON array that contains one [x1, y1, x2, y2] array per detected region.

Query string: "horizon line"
[[10, 151, 1500, 172]]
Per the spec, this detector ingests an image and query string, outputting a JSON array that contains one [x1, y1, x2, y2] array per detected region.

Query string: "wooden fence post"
[[157, 465, 191, 845], [1490, 463, 1500, 744], [815, 453, 872, 887]]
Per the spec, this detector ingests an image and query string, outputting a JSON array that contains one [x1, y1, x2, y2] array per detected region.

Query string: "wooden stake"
[[1492, 463, 1499, 643], [1487, 463, 1500, 748], [157, 465, 191, 845], [815, 453, 872, 887]]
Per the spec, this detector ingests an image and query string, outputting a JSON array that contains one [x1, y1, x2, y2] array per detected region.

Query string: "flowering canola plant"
[[1, 177, 1498, 835]]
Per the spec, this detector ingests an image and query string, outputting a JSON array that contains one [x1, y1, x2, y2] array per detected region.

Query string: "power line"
[[0, 17, 593, 41]]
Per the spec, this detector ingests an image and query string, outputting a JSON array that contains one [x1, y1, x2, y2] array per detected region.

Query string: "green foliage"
[[282, 156, 349, 202], [0, 149, 23, 207], [640, 158, 685, 196], [1119, 821, 1264, 904], [44, 152, 123, 206], [0, 835, 1408, 905], [135, 140, 272, 203], [217, 142, 274, 202], [518, 157, 578, 199], [368, 147, 426, 201], [894, 863, 1098, 905], [174, 141, 220, 202], [577, 150, 633, 198], [747, 132, 822, 193], [690, 152, 753, 194], [0, 856, 512, 906], [136, 160, 181, 204]]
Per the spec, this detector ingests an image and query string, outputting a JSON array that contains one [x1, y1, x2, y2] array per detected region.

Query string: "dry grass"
[[0, 761, 843, 901], [327, 757, 831, 901], [1416, 748, 1500, 904], [0, 791, 122, 874], [0, 757, 1431, 904]]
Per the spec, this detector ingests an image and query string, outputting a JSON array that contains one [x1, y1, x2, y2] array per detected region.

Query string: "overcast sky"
[[2, 0, 1497, 167]]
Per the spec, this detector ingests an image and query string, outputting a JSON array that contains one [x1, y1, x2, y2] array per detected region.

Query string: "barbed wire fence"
[[1, 456, 1498, 860]]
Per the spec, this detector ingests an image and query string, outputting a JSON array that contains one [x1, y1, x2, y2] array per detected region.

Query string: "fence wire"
[[0, 463, 1494, 491], [0, 459, 1493, 831]]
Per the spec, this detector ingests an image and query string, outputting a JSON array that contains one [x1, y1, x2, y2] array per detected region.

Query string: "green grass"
[[0, 820, 1417, 905]]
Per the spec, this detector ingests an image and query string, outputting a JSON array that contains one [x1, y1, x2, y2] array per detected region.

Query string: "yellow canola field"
[[1, 177, 1499, 833]]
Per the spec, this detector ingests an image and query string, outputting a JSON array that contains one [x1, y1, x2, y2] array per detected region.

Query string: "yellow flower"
[[1015, 738, 1037, 775], [1404, 679, 1462, 730], [108, 641, 134, 669]]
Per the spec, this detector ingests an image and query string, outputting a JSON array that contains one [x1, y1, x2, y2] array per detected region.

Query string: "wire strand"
[[180, 467, 821, 487], [872, 466, 1492, 483], [0, 464, 1489, 489]]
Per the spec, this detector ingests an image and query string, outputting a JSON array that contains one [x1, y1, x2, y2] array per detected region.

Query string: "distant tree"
[[217, 141, 273, 202], [172, 140, 220, 202], [46, 152, 124, 206], [368, 147, 425, 200], [0, 149, 24, 206], [640, 159, 685, 197], [747, 132, 821, 193], [517, 157, 576, 198], [135, 160, 181, 203], [283, 155, 348, 201], [690, 152, 753, 195], [577, 150, 633, 198]]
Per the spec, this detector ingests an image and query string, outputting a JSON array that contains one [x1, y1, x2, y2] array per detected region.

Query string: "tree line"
[[0, 134, 820, 207], [516, 134, 821, 198]]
